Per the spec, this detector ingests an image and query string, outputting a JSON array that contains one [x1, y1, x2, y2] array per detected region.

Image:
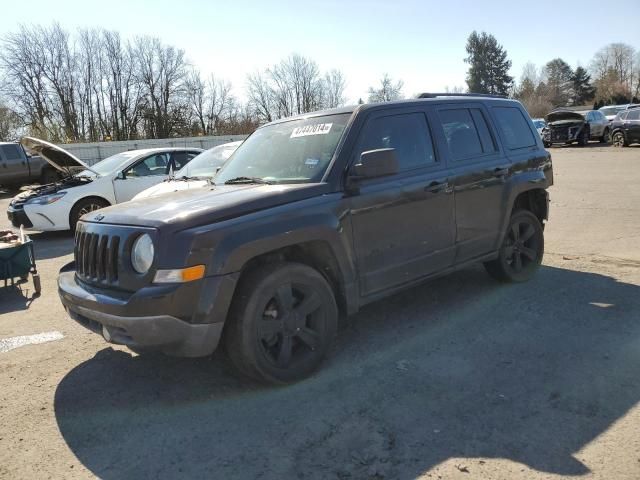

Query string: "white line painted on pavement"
[[0, 331, 64, 353]]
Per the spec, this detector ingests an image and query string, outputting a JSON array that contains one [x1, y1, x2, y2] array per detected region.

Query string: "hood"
[[545, 111, 585, 124], [132, 179, 210, 201], [81, 183, 331, 231], [20, 137, 95, 176]]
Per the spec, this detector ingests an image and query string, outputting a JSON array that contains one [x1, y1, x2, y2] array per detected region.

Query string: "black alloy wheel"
[[484, 210, 544, 283], [225, 262, 338, 383], [612, 131, 627, 148]]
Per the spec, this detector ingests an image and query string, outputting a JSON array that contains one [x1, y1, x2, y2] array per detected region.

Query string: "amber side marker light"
[[153, 265, 206, 283]]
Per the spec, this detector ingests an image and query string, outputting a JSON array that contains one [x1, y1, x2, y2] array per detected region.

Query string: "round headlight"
[[131, 234, 154, 274]]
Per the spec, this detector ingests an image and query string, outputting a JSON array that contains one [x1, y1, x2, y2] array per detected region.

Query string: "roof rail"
[[417, 92, 508, 99]]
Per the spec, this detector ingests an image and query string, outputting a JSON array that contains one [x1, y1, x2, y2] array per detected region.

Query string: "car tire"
[[543, 141, 551, 148], [484, 209, 544, 283], [599, 128, 610, 143], [69, 197, 109, 231], [40, 168, 59, 185], [225, 262, 338, 384], [578, 128, 589, 147], [612, 131, 628, 148]]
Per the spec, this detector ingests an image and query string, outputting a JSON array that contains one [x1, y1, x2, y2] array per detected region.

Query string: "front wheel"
[[484, 210, 544, 283], [578, 128, 589, 146], [612, 131, 628, 148], [225, 262, 338, 384], [69, 197, 109, 231], [599, 128, 610, 143]]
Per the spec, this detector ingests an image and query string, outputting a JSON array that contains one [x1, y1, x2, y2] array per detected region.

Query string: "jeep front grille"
[[75, 231, 120, 284]]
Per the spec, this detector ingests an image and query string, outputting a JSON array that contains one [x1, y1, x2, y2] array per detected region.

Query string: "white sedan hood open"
[[20, 137, 95, 176]]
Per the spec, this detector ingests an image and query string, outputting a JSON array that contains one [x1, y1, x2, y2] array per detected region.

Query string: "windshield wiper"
[[224, 176, 273, 185]]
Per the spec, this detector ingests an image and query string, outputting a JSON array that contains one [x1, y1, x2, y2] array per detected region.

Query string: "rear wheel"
[[612, 131, 628, 148], [225, 262, 338, 384], [69, 197, 109, 231], [599, 128, 610, 143], [484, 210, 544, 283]]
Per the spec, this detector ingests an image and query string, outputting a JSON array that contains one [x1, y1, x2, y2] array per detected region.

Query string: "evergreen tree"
[[464, 31, 513, 95], [544, 58, 574, 106], [571, 67, 595, 105]]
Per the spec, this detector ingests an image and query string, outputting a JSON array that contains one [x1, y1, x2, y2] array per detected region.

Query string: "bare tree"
[[590, 43, 637, 99], [134, 36, 187, 138], [101, 30, 145, 140], [38, 23, 81, 141], [186, 69, 233, 135], [268, 54, 324, 117], [444, 85, 466, 93], [247, 71, 275, 123], [513, 63, 554, 118], [367, 74, 404, 102], [323, 69, 347, 108], [247, 54, 343, 122], [0, 25, 55, 139], [0, 101, 21, 141]]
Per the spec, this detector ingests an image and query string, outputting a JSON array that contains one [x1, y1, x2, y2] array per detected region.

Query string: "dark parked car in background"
[[543, 109, 609, 147], [610, 107, 640, 147], [58, 94, 553, 383], [598, 104, 640, 123]]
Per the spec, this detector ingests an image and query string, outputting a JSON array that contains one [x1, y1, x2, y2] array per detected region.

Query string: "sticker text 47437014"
[[290, 123, 332, 138]]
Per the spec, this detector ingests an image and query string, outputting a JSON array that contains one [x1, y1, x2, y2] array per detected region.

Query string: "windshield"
[[533, 120, 545, 128], [79, 151, 141, 177], [600, 106, 624, 117], [214, 113, 351, 185], [177, 142, 240, 178]]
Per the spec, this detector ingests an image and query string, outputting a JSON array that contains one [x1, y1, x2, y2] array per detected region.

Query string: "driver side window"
[[126, 153, 169, 177]]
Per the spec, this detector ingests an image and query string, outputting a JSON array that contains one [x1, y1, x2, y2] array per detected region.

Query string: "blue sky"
[[3, 0, 639, 103]]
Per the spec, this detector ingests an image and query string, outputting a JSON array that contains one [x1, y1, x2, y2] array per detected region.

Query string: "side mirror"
[[115, 170, 126, 180], [351, 148, 399, 180]]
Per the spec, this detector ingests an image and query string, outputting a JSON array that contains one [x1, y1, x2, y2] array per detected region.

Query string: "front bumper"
[[7, 206, 33, 229], [58, 269, 229, 357]]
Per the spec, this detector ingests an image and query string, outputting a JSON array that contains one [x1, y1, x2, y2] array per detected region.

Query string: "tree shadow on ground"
[[54, 265, 640, 479]]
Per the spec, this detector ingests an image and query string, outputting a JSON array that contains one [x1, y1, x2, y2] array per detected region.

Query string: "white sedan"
[[7, 137, 202, 231], [133, 141, 242, 200]]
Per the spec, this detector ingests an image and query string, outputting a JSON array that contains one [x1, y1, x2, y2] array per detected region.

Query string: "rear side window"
[[0, 144, 22, 161], [470, 109, 497, 153], [627, 110, 640, 121], [171, 151, 198, 170], [359, 112, 436, 171], [493, 107, 537, 150], [438, 109, 485, 160]]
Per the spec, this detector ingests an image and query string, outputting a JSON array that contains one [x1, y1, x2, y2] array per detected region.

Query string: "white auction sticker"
[[290, 123, 332, 138]]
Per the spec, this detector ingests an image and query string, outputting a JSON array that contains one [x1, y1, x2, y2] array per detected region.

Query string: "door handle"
[[424, 180, 450, 193], [492, 166, 510, 177]]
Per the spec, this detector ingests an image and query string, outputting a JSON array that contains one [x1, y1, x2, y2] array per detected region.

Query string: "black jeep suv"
[[58, 94, 553, 383]]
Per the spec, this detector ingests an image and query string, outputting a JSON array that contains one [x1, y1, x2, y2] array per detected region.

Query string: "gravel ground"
[[0, 144, 639, 480]]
